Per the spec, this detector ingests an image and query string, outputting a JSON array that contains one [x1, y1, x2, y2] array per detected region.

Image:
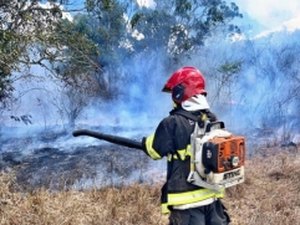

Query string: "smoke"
[[186, 29, 300, 145], [1, 15, 300, 190], [0, 47, 174, 162], [2, 29, 300, 145], [75, 49, 172, 137]]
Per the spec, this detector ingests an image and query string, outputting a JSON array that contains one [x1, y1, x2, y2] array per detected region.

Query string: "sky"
[[136, 0, 300, 37], [66, 0, 300, 36], [232, 0, 300, 35], [136, 0, 300, 29]]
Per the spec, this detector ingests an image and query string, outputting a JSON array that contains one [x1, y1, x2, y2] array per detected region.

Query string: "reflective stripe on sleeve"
[[145, 134, 162, 160]]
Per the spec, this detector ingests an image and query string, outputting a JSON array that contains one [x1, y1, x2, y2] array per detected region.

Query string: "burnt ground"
[[1, 126, 297, 192], [0, 140, 154, 192]]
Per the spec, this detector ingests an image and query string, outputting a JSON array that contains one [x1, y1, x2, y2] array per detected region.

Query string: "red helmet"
[[162, 66, 207, 103]]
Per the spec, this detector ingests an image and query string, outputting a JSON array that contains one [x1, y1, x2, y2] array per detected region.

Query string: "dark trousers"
[[169, 200, 230, 225]]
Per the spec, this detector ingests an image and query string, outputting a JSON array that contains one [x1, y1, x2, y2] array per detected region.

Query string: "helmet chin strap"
[[181, 94, 210, 111]]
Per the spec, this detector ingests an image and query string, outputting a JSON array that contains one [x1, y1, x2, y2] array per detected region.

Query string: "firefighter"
[[142, 66, 231, 225]]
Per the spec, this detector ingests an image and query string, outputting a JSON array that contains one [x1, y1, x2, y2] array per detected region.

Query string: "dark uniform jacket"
[[142, 107, 224, 213]]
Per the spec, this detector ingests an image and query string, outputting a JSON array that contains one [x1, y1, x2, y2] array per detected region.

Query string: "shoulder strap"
[[170, 108, 200, 122], [171, 108, 211, 136]]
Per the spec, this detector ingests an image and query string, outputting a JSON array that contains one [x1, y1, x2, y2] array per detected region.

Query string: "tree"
[[212, 61, 242, 103], [0, 0, 99, 107], [64, 0, 133, 100], [84, 0, 128, 65], [0, 1, 60, 104], [129, 0, 242, 60], [78, 0, 243, 103], [0, 0, 244, 127]]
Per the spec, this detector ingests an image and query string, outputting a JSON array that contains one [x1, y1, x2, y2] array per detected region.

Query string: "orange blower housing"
[[202, 136, 245, 174]]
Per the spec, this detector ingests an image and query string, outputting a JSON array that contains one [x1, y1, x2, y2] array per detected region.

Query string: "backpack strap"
[[171, 108, 215, 137], [168, 109, 201, 161], [170, 108, 200, 122]]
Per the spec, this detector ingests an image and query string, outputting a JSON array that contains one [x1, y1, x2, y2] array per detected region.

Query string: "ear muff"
[[172, 84, 185, 103]]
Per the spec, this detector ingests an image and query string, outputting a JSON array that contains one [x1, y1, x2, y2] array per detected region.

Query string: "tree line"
[[0, 0, 242, 110]]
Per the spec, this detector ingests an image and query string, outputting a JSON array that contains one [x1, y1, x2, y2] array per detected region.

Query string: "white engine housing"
[[187, 122, 245, 190]]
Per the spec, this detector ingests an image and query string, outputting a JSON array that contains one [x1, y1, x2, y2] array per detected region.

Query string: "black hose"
[[72, 129, 143, 150]]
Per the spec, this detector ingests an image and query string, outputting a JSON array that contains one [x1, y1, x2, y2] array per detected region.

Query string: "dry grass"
[[0, 149, 299, 225], [0, 177, 167, 225], [225, 148, 300, 225]]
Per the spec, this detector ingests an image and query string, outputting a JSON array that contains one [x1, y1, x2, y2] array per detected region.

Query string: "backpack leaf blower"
[[73, 123, 245, 190]]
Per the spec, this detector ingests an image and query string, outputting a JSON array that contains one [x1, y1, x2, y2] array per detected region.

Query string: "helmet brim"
[[162, 86, 171, 92], [198, 89, 207, 96]]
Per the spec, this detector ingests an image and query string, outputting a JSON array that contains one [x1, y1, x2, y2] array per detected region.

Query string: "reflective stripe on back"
[[161, 203, 170, 214], [167, 188, 225, 206], [167, 145, 192, 161]]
